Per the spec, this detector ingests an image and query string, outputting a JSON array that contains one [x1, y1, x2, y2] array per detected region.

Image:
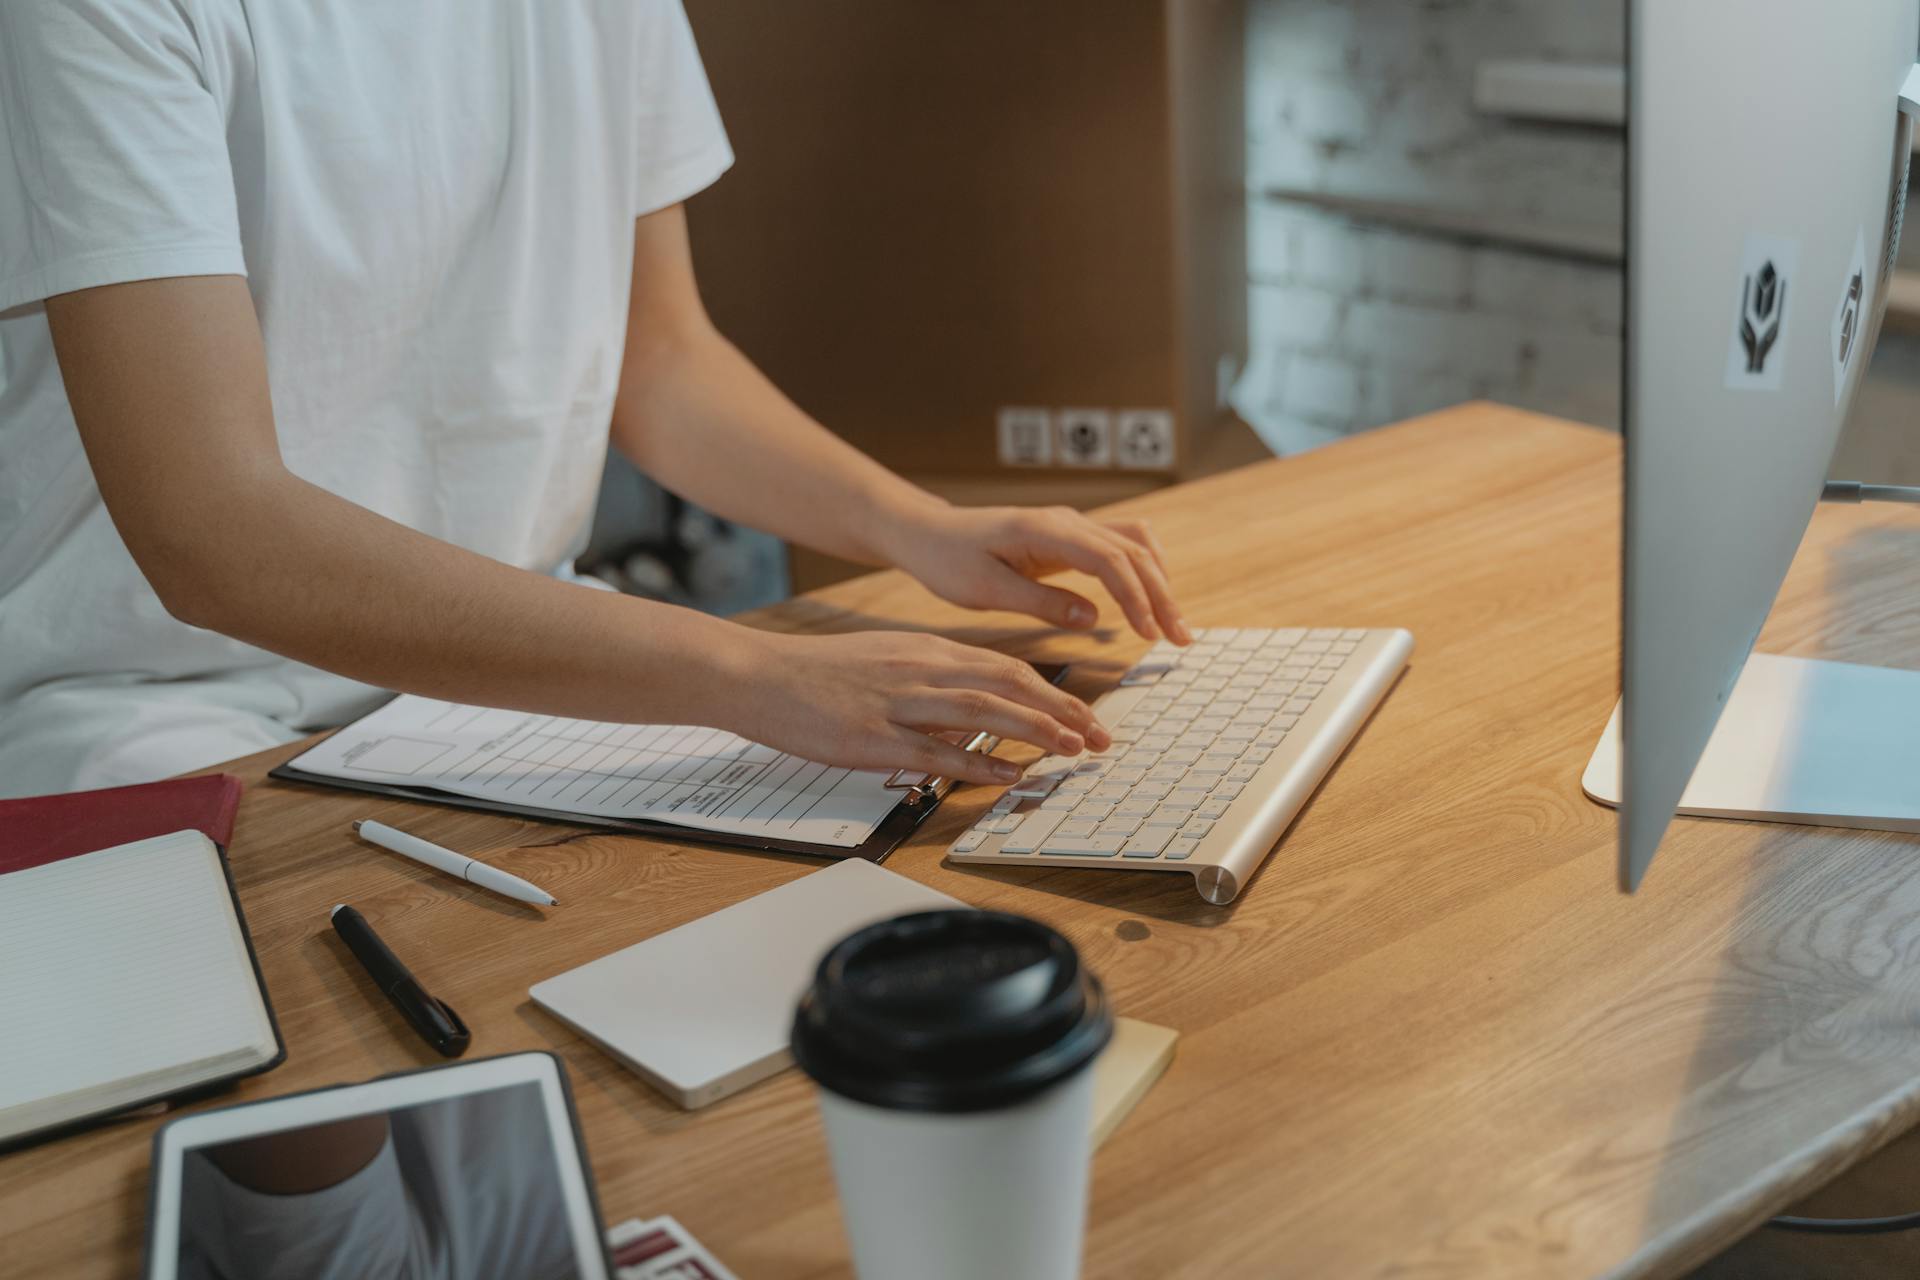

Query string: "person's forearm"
[[608, 325, 938, 566], [159, 467, 755, 728]]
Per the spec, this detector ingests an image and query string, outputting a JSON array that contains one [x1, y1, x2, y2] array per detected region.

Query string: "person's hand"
[[880, 503, 1192, 644], [716, 628, 1111, 785]]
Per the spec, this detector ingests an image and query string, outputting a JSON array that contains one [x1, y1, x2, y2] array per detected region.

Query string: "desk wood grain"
[[6, 403, 1919, 1279]]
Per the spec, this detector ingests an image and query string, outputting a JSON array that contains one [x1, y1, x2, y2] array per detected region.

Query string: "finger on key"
[[899, 690, 1084, 757]]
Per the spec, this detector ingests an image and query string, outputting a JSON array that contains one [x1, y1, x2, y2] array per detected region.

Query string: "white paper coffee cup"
[[791, 910, 1113, 1280]]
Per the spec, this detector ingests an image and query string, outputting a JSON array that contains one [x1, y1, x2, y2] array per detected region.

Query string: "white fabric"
[[177, 1088, 578, 1280], [0, 0, 732, 796]]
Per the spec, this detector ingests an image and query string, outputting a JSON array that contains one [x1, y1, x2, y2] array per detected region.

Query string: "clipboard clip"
[[884, 729, 1002, 804]]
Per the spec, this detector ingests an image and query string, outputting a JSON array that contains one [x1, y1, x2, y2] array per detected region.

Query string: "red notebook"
[[0, 774, 243, 875]]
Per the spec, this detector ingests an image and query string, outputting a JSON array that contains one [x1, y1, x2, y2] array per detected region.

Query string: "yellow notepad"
[[1092, 1017, 1179, 1148]]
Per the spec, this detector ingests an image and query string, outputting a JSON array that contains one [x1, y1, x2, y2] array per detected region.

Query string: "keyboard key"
[[1072, 800, 1117, 822], [1181, 817, 1216, 838], [982, 814, 1022, 834], [1000, 811, 1065, 853], [1226, 760, 1262, 781], [1162, 787, 1211, 810], [1341, 628, 1368, 640], [1113, 797, 1158, 819], [1283, 699, 1314, 715], [1008, 772, 1065, 799], [1165, 836, 1202, 861], [1051, 832, 1125, 857], [1085, 784, 1130, 804], [1163, 746, 1203, 766], [951, 828, 989, 853], [1098, 814, 1144, 838], [1190, 752, 1242, 775], [1196, 796, 1232, 819], [1123, 824, 1182, 857], [1108, 764, 1150, 785], [1151, 802, 1196, 826], [1221, 723, 1260, 741], [990, 794, 1021, 814], [1211, 779, 1245, 799]]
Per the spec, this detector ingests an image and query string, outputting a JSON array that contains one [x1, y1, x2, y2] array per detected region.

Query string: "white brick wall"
[[1240, 202, 1623, 450], [1237, 0, 1920, 477], [1239, 0, 1626, 452]]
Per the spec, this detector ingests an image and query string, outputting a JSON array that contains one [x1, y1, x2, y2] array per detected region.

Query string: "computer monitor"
[[1584, 1, 1920, 891]]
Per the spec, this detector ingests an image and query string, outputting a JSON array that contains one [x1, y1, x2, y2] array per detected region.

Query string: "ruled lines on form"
[[288, 696, 902, 847]]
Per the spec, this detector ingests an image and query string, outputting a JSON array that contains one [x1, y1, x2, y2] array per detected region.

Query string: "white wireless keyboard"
[[947, 627, 1413, 903]]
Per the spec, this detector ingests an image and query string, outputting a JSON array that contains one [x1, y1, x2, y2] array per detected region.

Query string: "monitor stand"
[[1584, 653, 1920, 835]]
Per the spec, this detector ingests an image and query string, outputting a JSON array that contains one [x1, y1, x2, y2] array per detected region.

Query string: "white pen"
[[352, 819, 558, 907]]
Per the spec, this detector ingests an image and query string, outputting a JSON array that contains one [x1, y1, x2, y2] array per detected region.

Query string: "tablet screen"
[[171, 1079, 591, 1280]]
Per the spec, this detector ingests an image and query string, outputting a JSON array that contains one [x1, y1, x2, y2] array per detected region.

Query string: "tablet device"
[[144, 1052, 612, 1280]]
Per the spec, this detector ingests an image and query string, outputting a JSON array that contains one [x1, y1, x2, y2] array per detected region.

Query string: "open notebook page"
[[0, 832, 276, 1139], [287, 696, 905, 848]]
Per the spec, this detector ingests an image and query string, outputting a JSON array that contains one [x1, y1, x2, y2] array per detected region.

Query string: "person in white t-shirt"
[[0, 0, 1190, 798]]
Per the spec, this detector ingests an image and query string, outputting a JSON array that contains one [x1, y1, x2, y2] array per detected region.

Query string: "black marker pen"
[[330, 904, 471, 1057]]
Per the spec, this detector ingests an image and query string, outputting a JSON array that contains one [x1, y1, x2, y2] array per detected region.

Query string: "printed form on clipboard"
[[283, 696, 912, 848]]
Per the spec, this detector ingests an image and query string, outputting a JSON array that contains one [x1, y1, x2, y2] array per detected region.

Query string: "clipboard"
[[268, 662, 1069, 865]]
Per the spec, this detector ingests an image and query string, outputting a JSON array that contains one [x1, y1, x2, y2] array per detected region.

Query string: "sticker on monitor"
[[1724, 232, 1800, 393], [1830, 226, 1869, 406]]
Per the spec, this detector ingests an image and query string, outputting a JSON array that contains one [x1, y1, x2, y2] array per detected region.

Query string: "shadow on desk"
[[1641, 522, 1920, 1272], [1688, 1127, 1920, 1278], [943, 857, 1240, 927]]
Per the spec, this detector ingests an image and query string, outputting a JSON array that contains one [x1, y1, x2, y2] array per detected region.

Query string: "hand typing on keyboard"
[[947, 627, 1415, 903], [881, 505, 1192, 645], [718, 629, 1112, 787]]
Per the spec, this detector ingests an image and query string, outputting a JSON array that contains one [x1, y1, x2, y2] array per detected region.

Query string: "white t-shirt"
[[0, 0, 732, 797]]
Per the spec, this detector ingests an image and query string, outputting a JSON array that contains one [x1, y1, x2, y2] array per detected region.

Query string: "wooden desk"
[[8, 403, 1920, 1279]]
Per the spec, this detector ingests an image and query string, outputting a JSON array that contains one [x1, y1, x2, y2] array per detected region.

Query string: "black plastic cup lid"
[[790, 909, 1113, 1114]]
